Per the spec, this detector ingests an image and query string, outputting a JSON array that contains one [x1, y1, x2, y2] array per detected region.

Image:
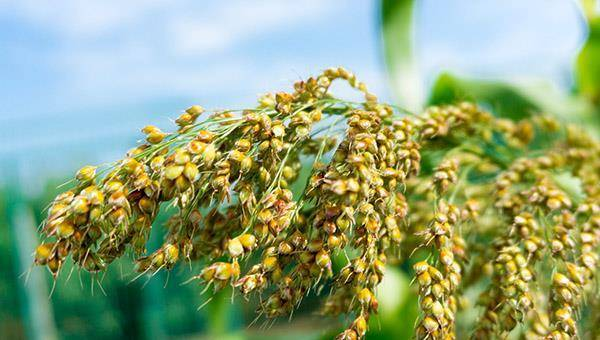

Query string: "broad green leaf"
[[428, 73, 599, 137], [428, 73, 540, 120], [365, 267, 417, 340], [577, 17, 600, 106], [514, 79, 597, 130], [381, 0, 424, 111]]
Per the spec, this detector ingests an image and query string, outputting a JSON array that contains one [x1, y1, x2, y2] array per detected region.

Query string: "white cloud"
[[1, 0, 170, 38], [1, 0, 348, 106], [167, 0, 338, 56], [2, 0, 339, 54]]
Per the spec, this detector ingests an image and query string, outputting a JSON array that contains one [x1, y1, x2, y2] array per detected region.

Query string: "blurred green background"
[[1, 1, 600, 339]]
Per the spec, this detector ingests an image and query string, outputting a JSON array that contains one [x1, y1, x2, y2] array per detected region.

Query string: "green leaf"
[[428, 73, 599, 137], [428, 73, 541, 120], [381, 0, 423, 111], [577, 17, 600, 105], [364, 267, 418, 340]]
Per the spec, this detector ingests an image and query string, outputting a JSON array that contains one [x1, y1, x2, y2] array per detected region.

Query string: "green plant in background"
[[33, 67, 600, 339], [2, 181, 237, 340], [381, 0, 600, 138], [380, 0, 423, 112], [578, 0, 600, 106]]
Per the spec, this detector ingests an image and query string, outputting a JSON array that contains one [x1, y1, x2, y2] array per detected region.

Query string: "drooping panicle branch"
[[34, 68, 600, 339]]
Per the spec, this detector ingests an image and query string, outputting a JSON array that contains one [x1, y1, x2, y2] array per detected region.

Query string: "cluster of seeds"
[[413, 199, 462, 339], [34, 68, 600, 339]]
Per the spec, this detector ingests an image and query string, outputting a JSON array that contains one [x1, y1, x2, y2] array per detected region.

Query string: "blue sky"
[[0, 0, 588, 188]]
